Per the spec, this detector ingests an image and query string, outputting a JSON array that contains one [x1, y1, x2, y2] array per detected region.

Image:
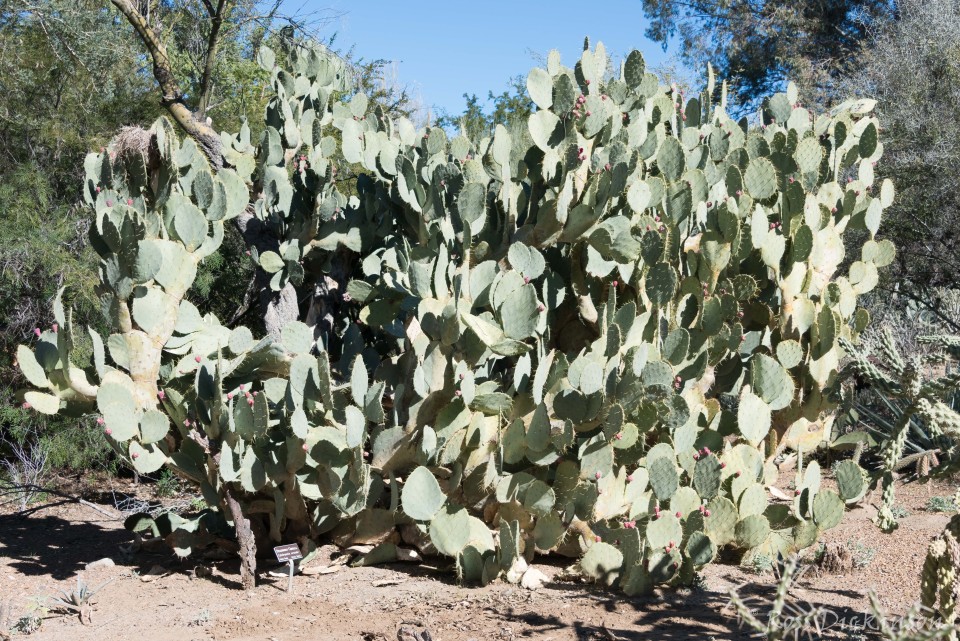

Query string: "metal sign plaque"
[[273, 543, 303, 563]]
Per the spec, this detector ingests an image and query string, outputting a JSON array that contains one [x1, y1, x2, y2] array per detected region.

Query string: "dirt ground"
[[0, 473, 956, 641]]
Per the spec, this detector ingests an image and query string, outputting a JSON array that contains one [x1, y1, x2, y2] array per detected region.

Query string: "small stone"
[[85, 558, 115, 570]]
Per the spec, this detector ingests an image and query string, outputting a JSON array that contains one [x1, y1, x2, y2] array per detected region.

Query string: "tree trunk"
[[223, 486, 257, 590], [235, 208, 301, 340], [109, 0, 223, 168]]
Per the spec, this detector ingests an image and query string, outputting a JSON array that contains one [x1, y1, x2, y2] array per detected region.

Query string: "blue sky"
[[304, 0, 684, 117]]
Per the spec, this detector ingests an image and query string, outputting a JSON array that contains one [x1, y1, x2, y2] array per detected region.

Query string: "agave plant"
[[48, 575, 115, 625]]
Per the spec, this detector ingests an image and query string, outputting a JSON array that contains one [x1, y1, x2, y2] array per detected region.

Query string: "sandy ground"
[[0, 473, 956, 641]]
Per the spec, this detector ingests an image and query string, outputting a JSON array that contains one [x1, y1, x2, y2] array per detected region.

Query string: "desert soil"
[[0, 472, 956, 641]]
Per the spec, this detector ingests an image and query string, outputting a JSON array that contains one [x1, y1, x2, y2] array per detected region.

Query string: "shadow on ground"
[[0, 511, 133, 580]]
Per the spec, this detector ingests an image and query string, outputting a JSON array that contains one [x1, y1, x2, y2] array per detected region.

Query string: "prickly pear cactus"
[[16, 40, 893, 592]]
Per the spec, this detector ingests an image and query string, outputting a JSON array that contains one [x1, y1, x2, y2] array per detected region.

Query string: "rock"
[[85, 558, 115, 570], [395, 547, 421, 563], [520, 567, 548, 590], [139, 565, 169, 582], [505, 558, 528, 584]]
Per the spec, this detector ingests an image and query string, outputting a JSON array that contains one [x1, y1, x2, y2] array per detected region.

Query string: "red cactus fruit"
[[34, 328, 41, 337], [96, 417, 104, 425], [302, 443, 309, 451], [105, 428, 112, 435], [538, 304, 545, 312], [52, 323, 58, 333]]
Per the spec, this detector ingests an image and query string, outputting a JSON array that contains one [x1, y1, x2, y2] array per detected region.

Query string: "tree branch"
[[108, 0, 224, 168], [198, 0, 227, 115]]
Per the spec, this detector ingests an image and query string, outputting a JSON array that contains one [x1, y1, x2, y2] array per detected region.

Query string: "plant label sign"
[[273, 543, 302, 563], [273, 544, 302, 592]]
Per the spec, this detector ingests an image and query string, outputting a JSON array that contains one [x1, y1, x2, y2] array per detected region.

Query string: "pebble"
[[86, 558, 116, 570]]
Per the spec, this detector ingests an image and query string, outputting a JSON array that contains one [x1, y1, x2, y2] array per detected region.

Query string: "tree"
[[435, 76, 534, 143], [838, 0, 960, 330], [640, 0, 895, 107]]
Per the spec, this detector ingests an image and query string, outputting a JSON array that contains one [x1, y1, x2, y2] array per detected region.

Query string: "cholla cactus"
[[840, 329, 960, 531], [16, 41, 893, 591], [920, 494, 960, 638]]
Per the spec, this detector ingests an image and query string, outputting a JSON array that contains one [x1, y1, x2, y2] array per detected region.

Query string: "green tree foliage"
[[640, 0, 894, 106], [838, 0, 960, 329], [0, 1, 156, 432], [435, 75, 533, 143]]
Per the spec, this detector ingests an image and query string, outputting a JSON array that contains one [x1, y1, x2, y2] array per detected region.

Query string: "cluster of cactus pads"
[[17, 39, 893, 591]]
